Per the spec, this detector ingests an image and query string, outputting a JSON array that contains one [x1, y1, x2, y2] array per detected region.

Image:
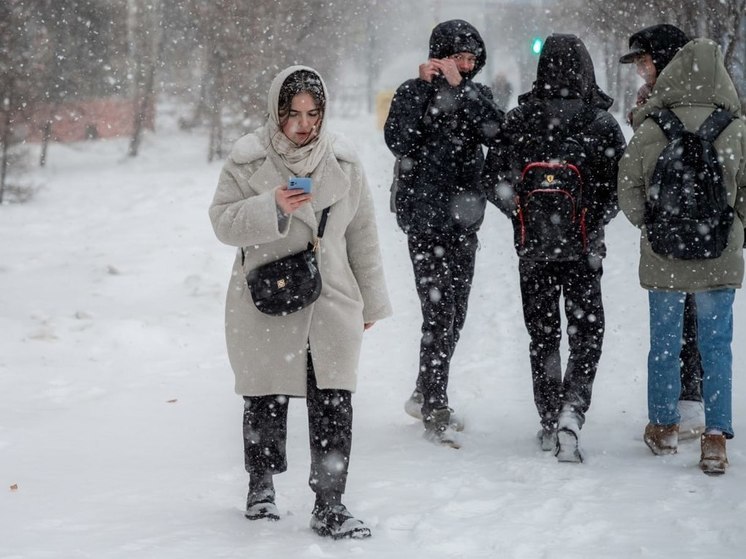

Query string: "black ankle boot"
[[310, 495, 370, 540], [246, 473, 279, 521]]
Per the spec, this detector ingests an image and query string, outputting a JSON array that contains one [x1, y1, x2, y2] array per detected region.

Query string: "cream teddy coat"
[[209, 68, 391, 396]]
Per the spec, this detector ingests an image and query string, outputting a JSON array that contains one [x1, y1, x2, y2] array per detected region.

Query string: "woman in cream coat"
[[209, 66, 391, 539]]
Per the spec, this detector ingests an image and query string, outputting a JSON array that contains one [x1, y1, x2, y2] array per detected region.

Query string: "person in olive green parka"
[[618, 38, 746, 474]]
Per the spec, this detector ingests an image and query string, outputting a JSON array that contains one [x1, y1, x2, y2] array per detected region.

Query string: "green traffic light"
[[531, 37, 543, 55]]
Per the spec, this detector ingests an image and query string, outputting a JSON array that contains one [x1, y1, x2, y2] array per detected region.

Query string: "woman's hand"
[[275, 185, 312, 214]]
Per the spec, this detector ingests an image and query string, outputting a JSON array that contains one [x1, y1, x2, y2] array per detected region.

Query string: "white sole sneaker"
[[555, 428, 583, 463], [423, 425, 462, 449]]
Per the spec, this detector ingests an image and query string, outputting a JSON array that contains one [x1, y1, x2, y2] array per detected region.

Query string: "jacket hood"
[[521, 34, 613, 110], [633, 38, 742, 127], [428, 19, 486, 79]]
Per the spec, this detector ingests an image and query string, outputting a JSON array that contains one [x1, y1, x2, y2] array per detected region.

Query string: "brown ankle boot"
[[700, 433, 728, 475], [643, 423, 679, 455]]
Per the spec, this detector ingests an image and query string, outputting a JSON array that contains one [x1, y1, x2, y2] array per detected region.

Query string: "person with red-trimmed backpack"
[[482, 34, 625, 463]]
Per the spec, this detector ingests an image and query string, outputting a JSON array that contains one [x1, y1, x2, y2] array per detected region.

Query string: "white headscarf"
[[265, 65, 332, 177]]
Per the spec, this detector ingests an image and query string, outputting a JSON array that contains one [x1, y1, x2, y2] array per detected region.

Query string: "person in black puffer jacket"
[[384, 19, 503, 447], [482, 34, 626, 462]]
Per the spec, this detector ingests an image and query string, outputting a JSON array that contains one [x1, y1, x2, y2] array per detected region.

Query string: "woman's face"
[[634, 53, 657, 84], [281, 92, 321, 145]]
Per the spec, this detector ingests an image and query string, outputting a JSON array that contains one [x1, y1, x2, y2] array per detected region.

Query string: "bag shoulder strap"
[[696, 108, 736, 143], [309, 207, 331, 252], [316, 207, 331, 238], [647, 108, 686, 142]]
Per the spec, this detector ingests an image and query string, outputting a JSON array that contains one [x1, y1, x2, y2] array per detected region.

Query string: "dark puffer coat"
[[384, 19, 503, 235], [482, 34, 626, 260]]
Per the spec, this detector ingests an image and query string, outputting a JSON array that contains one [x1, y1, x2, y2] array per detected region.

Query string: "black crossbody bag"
[[246, 207, 330, 316]]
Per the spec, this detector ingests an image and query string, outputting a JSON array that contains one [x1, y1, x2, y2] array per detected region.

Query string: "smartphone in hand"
[[288, 177, 312, 193]]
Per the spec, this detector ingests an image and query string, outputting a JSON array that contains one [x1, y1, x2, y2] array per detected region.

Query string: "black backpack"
[[513, 110, 593, 260], [645, 108, 736, 260]]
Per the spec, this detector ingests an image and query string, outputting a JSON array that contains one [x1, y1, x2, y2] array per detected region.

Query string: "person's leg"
[[561, 259, 605, 428], [407, 232, 458, 416], [694, 289, 734, 438], [446, 232, 479, 358], [518, 259, 563, 431], [305, 351, 370, 538], [306, 351, 352, 506], [243, 395, 288, 519], [679, 293, 704, 401], [647, 291, 685, 426], [243, 395, 289, 484]]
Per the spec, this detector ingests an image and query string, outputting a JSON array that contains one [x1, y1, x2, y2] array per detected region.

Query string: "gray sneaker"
[[423, 408, 461, 449], [536, 428, 558, 452], [404, 390, 464, 431], [555, 408, 583, 463]]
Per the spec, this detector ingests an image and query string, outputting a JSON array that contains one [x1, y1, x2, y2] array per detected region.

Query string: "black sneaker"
[[405, 390, 464, 431], [245, 487, 280, 521], [423, 408, 461, 449], [310, 503, 371, 540]]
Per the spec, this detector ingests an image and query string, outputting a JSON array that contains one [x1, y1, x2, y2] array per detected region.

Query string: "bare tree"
[[0, 0, 36, 203], [128, 0, 163, 157], [158, 0, 401, 159]]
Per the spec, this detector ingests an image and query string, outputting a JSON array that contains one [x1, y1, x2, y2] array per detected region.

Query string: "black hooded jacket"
[[384, 20, 503, 235], [482, 34, 626, 259]]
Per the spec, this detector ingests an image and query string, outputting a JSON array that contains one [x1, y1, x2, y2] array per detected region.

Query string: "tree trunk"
[[128, 0, 161, 158], [0, 110, 10, 204], [129, 60, 156, 157], [207, 52, 224, 163], [39, 119, 52, 167]]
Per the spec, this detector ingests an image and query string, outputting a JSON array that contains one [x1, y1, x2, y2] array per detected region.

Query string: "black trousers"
[[407, 231, 478, 416], [242, 351, 353, 498], [519, 258, 605, 430], [680, 293, 704, 401]]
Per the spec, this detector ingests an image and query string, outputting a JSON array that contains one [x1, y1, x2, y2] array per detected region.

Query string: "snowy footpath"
[[1, 112, 745, 558]]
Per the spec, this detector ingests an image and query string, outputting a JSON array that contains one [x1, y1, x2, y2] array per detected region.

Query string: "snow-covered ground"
[[1, 109, 745, 559]]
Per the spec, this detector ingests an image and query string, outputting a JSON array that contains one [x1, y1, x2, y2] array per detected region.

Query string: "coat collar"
[[236, 130, 354, 234]]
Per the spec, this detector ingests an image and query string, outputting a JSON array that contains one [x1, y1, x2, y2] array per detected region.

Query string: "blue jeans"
[[647, 289, 735, 438]]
